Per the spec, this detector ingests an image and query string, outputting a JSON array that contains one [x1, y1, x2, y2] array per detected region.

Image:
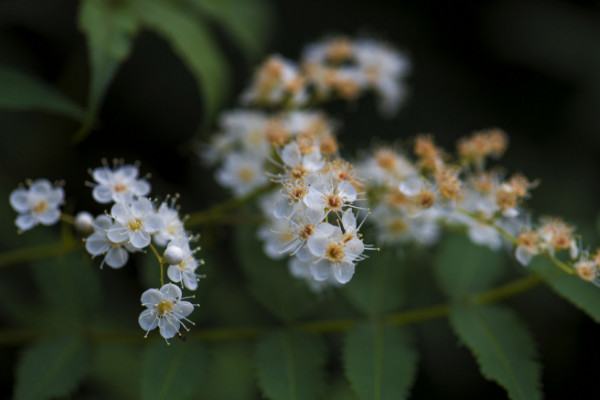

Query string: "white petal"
[[37, 208, 60, 225], [141, 289, 163, 306], [93, 215, 113, 231], [309, 259, 331, 281], [138, 309, 159, 331], [93, 167, 112, 184], [105, 247, 129, 268], [182, 272, 198, 290], [130, 230, 150, 249], [131, 180, 151, 196], [9, 189, 30, 212], [119, 165, 139, 180], [16, 214, 36, 231], [46, 188, 64, 207], [30, 179, 52, 195], [132, 197, 153, 215], [295, 246, 314, 262], [174, 300, 194, 317], [274, 197, 295, 218], [107, 225, 129, 244], [159, 316, 180, 339], [307, 235, 328, 257], [337, 181, 357, 201], [302, 150, 324, 171], [92, 185, 113, 204], [167, 265, 183, 283], [304, 187, 325, 209], [333, 262, 355, 284], [160, 283, 182, 301], [344, 238, 364, 262], [85, 233, 110, 255], [515, 246, 533, 266], [341, 209, 357, 232], [281, 142, 301, 167], [289, 258, 310, 278], [111, 202, 129, 223], [144, 214, 163, 233]]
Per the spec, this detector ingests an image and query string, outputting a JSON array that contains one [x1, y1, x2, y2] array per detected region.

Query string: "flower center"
[[114, 184, 127, 193], [156, 299, 174, 317], [299, 224, 314, 241], [128, 218, 143, 231], [326, 242, 345, 262], [33, 201, 47, 214], [389, 220, 408, 234], [290, 165, 307, 180], [237, 167, 255, 183], [326, 194, 343, 212]]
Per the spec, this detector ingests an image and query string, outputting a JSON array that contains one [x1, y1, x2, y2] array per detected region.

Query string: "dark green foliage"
[[434, 233, 506, 298], [141, 340, 207, 400], [255, 330, 326, 400], [344, 322, 418, 400], [236, 226, 319, 321], [530, 257, 600, 322], [449, 304, 542, 400], [13, 335, 91, 400], [343, 249, 407, 315], [0, 65, 84, 120]]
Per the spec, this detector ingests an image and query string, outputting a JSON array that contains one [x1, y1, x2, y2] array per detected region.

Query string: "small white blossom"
[[153, 200, 186, 247], [215, 152, 268, 196], [91, 164, 151, 204], [107, 197, 163, 249], [84, 215, 132, 269], [9, 179, 64, 232], [138, 284, 194, 340], [166, 239, 202, 291]]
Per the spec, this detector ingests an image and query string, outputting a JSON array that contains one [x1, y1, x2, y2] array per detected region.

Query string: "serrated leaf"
[[134, 0, 230, 123], [13, 335, 91, 400], [344, 322, 418, 400], [449, 304, 542, 400], [76, 0, 139, 141], [343, 249, 407, 316], [255, 330, 326, 400], [529, 257, 600, 322], [189, 0, 273, 62], [235, 226, 318, 321], [0, 65, 84, 120], [434, 233, 505, 299], [30, 251, 101, 327], [141, 340, 206, 400]]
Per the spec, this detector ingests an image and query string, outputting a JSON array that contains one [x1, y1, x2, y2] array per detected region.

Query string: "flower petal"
[[138, 309, 159, 331], [160, 283, 182, 301], [85, 233, 110, 256], [141, 288, 163, 306], [9, 189, 30, 213], [92, 185, 113, 204], [309, 259, 331, 281], [37, 208, 61, 225], [16, 214, 36, 231], [130, 230, 150, 249], [333, 262, 355, 284], [159, 316, 180, 339], [105, 246, 129, 269]]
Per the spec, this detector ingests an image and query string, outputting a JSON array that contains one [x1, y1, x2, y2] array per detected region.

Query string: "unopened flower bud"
[[75, 211, 94, 235], [164, 245, 184, 265]]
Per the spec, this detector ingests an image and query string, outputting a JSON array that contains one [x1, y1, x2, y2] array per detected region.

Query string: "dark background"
[[1, 0, 600, 398]]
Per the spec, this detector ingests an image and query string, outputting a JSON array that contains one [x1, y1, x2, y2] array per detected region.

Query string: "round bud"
[[75, 211, 94, 235], [164, 246, 184, 265]]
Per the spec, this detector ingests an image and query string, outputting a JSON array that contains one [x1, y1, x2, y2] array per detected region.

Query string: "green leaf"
[[449, 304, 542, 400], [0, 65, 84, 120], [76, 0, 139, 141], [255, 330, 326, 400], [235, 225, 319, 321], [134, 0, 230, 123], [344, 322, 418, 400], [529, 257, 600, 322], [343, 249, 407, 316], [434, 233, 506, 299], [30, 251, 101, 326], [13, 335, 91, 400], [189, 0, 273, 62], [92, 343, 142, 400], [141, 340, 207, 400]]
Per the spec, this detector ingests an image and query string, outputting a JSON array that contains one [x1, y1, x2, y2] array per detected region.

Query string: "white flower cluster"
[[9, 179, 64, 232], [242, 36, 410, 115]]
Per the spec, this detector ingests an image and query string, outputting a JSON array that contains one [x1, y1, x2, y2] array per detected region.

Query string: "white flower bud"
[[75, 211, 94, 235], [164, 245, 184, 265]]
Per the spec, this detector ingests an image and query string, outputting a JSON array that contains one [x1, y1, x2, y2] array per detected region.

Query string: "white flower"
[[306, 222, 364, 284], [215, 152, 268, 196], [257, 217, 296, 260], [107, 197, 163, 249], [91, 164, 151, 204], [138, 284, 195, 340], [278, 142, 324, 182], [165, 238, 202, 291], [9, 179, 64, 231], [84, 215, 132, 269], [304, 175, 357, 216], [153, 200, 186, 247], [288, 257, 342, 292]]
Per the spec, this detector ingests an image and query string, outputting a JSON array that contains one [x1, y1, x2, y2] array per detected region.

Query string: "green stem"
[[186, 183, 276, 227], [148, 243, 164, 286], [0, 241, 79, 269], [60, 214, 76, 225], [0, 273, 542, 345]]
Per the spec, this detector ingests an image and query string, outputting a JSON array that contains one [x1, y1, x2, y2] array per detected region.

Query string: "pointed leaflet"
[[235, 226, 318, 321], [0, 65, 84, 120], [188, 0, 273, 62], [343, 249, 407, 316], [449, 304, 542, 400], [133, 0, 230, 123], [344, 322, 418, 400], [434, 233, 506, 299], [13, 335, 91, 400], [76, 0, 139, 141], [255, 330, 326, 400], [141, 340, 207, 400], [529, 257, 600, 322]]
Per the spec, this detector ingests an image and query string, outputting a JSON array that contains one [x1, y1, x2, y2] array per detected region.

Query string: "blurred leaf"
[[434, 233, 505, 299], [141, 340, 206, 400], [529, 257, 600, 323], [196, 342, 257, 400], [449, 304, 541, 400], [139, 250, 162, 289], [255, 330, 326, 400], [343, 249, 407, 316], [76, 0, 139, 142], [91, 343, 142, 400], [189, 0, 273, 62], [30, 251, 101, 327], [0, 65, 84, 120], [235, 225, 319, 321], [134, 0, 230, 123], [13, 335, 91, 400], [344, 322, 418, 400]]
